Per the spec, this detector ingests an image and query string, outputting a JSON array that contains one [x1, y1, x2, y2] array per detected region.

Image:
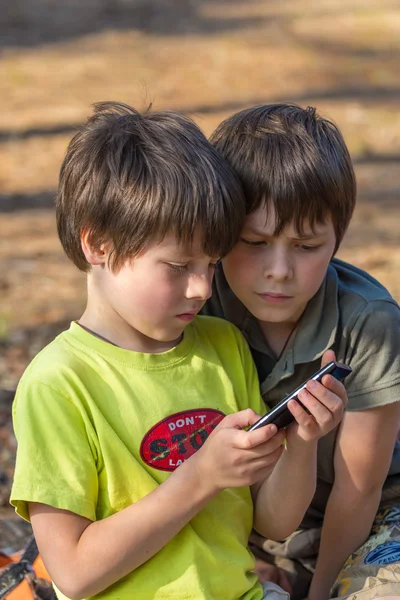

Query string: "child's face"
[[222, 203, 337, 328], [91, 230, 218, 352]]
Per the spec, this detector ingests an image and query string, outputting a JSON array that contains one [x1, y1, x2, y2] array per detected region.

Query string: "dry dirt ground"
[[0, 0, 399, 519]]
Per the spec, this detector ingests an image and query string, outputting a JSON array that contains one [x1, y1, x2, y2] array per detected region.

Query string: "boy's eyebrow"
[[242, 226, 327, 240], [164, 248, 219, 261], [290, 232, 325, 240]]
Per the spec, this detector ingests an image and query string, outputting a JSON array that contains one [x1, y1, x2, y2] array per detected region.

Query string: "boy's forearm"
[[308, 487, 381, 600], [254, 439, 317, 540], [38, 458, 217, 599]]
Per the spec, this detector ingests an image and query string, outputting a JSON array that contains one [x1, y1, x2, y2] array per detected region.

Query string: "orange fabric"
[[7, 578, 33, 600], [0, 552, 15, 568], [32, 554, 50, 581], [0, 550, 52, 599]]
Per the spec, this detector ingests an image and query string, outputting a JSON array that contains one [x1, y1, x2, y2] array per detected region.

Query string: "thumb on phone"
[[217, 409, 261, 430], [321, 349, 336, 367]]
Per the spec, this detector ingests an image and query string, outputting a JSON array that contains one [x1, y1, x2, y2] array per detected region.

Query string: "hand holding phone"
[[248, 361, 352, 431]]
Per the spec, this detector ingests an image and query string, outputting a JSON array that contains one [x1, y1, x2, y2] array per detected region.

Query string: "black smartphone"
[[248, 361, 352, 431]]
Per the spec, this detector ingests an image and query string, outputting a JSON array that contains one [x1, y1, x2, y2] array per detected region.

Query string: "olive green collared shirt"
[[202, 258, 400, 526]]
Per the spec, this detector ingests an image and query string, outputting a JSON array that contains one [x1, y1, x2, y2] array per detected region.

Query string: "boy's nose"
[[186, 273, 213, 300], [263, 250, 293, 281]]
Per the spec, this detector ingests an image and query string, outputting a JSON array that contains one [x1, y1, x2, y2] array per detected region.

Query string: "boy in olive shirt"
[[203, 103, 400, 600]]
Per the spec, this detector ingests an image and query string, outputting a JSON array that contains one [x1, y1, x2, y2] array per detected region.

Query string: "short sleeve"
[[345, 300, 400, 410], [11, 379, 99, 522]]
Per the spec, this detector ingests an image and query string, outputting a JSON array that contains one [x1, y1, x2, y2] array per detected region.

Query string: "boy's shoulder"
[[18, 324, 90, 390], [331, 258, 398, 308], [328, 258, 399, 330]]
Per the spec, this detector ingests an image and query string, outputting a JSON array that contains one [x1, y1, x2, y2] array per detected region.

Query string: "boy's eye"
[[167, 263, 188, 273], [167, 260, 219, 274], [298, 244, 320, 252], [240, 238, 266, 247]]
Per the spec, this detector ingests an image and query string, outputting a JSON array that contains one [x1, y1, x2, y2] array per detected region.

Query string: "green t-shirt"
[[11, 317, 267, 600]]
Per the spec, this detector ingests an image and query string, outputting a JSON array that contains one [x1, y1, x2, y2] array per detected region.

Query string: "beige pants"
[[251, 500, 400, 600]]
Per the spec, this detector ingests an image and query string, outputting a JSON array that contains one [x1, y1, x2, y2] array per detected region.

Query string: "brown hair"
[[210, 103, 356, 251], [56, 102, 245, 271]]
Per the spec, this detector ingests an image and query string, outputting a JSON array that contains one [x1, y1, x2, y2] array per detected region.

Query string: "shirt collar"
[[292, 263, 339, 364]]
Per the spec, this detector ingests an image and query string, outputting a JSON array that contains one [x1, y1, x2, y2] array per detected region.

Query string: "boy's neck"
[[78, 310, 182, 354], [258, 320, 299, 361]]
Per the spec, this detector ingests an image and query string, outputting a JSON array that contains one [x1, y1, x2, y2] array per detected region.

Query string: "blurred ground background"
[[0, 0, 399, 536]]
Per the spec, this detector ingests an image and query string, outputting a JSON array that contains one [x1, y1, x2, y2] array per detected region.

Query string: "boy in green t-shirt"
[[11, 102, 347, 600], [203, 103, 400, 600]]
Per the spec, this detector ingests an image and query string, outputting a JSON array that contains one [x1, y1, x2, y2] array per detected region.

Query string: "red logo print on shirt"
[[140, 408, 225, 471]]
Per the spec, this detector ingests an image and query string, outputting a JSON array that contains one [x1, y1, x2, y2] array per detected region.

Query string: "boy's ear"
[[80, 229, 111, 266]]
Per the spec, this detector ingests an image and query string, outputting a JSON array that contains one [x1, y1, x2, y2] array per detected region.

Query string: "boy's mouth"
[[176, 309, 201, 322], [257, 292, 293, 303]]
